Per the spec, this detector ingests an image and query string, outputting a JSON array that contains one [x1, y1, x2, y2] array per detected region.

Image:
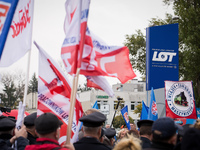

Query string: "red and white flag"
[[35, 41, 83, 144], [61, 0, 135, 96], [0, 0, 34, 67], [165, 81, 197, 119]]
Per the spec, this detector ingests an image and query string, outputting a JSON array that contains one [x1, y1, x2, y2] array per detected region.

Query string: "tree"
[[125, 1, 200, 106], [124, 14, 174, 78], [0, 72, 25, 108], [0, 81, 16, 107], [133, 103, 142, 117], [77, 82, 91, 92], [28, 73, 38, 94], [163, 0, 200, 106], [112, 115, 134, 129]]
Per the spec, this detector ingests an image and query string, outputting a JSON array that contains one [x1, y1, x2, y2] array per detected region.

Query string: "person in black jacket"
[[24, 112, 38, 144], [73, 111, 111, 150], [0, 116, 28, 150], [144, 117, 182, 150], [137, 120, 153, 149]]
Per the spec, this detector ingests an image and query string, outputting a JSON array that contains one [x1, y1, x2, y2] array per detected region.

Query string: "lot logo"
[[152, 51, 176, 62], [166, 83, 194, 117]]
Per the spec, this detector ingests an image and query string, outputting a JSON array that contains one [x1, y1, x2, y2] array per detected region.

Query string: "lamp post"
[[110, 97, 123, 128]]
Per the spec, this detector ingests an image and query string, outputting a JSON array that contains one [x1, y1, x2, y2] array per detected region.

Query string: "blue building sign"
[[146, 24, 179, 90]]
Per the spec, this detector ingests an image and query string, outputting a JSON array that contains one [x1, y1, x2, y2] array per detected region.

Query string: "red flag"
[[61, 0, 135, 97], [62, 29, 136, 84], [35, 41, 83, 144], [165, 81, 197, 119]]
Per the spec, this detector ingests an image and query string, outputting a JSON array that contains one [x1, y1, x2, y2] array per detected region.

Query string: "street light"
[[169, 17, 179, 24], [110, 96, 123, 128]]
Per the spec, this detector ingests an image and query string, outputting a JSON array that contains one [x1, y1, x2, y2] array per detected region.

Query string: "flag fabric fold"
[[35, 41, 83, 144], [0, 0, 34, 67], [140, 100, 149, 120], [148, 87, 158, 121], [86, 76, 114, 97]]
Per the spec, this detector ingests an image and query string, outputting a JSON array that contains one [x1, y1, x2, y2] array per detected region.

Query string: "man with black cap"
[[0, 115, 29, 150], [25, 112, 72, 150], [103, 128, 116, 148], [73, 111, 111, 150], [144, 117, 182, 150], [24, 112, 38, 144], [137, 119, 154, 149]]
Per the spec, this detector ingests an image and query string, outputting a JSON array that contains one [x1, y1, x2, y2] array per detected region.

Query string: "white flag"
[[0, 0, 34, 67], [35, 41, 83, 144]]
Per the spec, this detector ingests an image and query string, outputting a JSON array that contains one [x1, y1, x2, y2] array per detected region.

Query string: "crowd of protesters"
[[0, 108, 200, 150]]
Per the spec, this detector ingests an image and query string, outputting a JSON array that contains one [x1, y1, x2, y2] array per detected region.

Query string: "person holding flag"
[[25, 113, 75, 150]]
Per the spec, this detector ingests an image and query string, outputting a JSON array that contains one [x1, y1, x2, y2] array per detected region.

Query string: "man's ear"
[[168, 134, 177, 146], [35, 130, 40, 137], [98, 127, 102, 138]]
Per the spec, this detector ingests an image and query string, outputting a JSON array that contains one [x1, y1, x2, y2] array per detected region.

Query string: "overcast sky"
[[0, 0, 174, 86]]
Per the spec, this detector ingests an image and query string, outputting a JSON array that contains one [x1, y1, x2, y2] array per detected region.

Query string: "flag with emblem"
[[165, 81, 197, 119], [148, 87, 158, 121], [121, 105, 131, 130], [0, 0, 34, 67], [35, 41, 83, 144]]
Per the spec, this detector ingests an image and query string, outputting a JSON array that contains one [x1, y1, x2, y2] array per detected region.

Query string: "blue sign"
[[0, 0, 19, 59], [146, 24, 179, 90]]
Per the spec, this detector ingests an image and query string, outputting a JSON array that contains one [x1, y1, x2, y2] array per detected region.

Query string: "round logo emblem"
[[166, 83, 194, 117]]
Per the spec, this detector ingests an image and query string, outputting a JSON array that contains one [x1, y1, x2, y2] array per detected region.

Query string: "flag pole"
[[66, 68, 80, 144], [66, 0, 86, 143], [15, 50, 31, 131], [23, 50, 31, 106]]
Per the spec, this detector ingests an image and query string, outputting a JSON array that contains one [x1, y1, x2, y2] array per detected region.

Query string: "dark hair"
[[126, 130, 139, 138], [139, 126, 152, 136]]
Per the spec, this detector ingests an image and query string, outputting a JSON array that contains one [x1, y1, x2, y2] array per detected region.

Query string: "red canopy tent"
[[2, 109, 30, 119]]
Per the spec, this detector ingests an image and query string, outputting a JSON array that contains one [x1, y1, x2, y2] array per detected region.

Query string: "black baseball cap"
[[0, 116, 16, 131], [152, 117, 183, 140], [35, 113, 63, 134], [24, 112, 37, 126], [137, 120, 154, 128], [79, 111, 106, 127], [104, 128, 116, 139]]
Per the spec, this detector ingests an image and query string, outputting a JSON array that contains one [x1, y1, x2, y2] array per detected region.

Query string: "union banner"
[[165, 81, 197, 119]]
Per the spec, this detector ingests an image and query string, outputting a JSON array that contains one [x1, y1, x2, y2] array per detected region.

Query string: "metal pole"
[[110, 97, 122, 127]]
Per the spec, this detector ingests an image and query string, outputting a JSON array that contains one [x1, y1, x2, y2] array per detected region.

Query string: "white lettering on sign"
[[152, 51, 176, 62]]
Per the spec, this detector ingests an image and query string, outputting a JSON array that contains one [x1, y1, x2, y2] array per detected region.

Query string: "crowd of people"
[[0, 108, 200, 150]]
